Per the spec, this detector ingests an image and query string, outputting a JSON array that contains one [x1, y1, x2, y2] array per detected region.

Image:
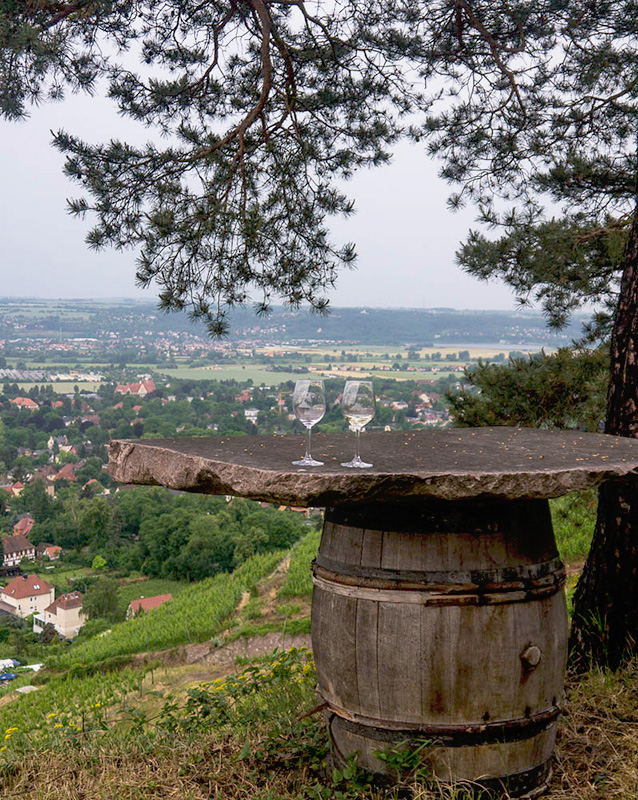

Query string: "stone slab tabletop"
[[108, 427, 638, 507]]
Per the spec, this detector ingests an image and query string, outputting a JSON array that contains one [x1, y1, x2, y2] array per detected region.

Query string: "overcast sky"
[[0, 92, 517, 310]]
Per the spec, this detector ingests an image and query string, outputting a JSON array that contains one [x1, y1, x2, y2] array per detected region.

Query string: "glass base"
[[292, 457, 324, 467], [341, 456, 373, 468]]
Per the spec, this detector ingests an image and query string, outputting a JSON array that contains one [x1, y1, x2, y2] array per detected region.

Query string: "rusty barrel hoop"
[[310, 498, 568, 797]]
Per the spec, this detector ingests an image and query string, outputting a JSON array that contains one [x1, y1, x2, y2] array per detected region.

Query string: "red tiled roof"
[[128, 594, 172, 614], [115, 380, 155, 396], [54, 464, 77, 482], [45, 591, 83, 614], [1, 574, 53, 600], [10, 397, 39, 410], [13, 517, 34, 537]]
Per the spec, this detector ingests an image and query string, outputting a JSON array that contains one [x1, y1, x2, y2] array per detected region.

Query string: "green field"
[[159, 365, 321, 384]]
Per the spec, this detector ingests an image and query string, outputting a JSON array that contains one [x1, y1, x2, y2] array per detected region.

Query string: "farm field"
[[3, 342, 552, 390], [156, 343, 547, 386], [158, 364, 319, 383], [261, 344, 543, 359]]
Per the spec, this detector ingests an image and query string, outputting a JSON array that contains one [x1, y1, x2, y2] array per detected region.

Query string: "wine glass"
[[292, 380, 326, 466], [341, 380, 375, 468]]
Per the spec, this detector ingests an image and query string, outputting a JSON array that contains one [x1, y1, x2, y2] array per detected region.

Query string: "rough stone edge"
[[108, 439, 638, 505]]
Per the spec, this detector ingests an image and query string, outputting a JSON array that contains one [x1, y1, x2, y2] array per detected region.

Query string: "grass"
[[0, 487, 623, 799], [41, 566, 92, 594], [3, 645, 638, 800], [278, 529, 320, 599], [117, 578, 187, 606], [550, 490, 598, 564], [225, 617, 311, 642]]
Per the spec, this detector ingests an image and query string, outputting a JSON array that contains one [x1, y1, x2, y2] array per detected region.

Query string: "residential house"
[[47, 435, 69, 450], [13, 516, 35, 538], [3, 534, 36, 566], [9, 397, 39, 411], [34, 592, 85, 639], [82, 478, 109, 496], [126, 593, 172, 619], [0, 574, 55, 618], [244, 407, 259, 424], [53, 463, 77, 483], [115, 379, 156, 397], [36, 543, 63, 561]]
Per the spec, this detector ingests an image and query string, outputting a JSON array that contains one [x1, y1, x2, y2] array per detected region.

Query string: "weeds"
[[4, 647, 638, 799]]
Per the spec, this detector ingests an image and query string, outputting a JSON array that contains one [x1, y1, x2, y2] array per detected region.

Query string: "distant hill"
[[223, 306, 587, 345], [0, 298, 588, 345]]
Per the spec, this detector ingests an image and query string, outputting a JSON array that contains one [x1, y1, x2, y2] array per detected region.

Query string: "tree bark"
[[570, 212, 638, 670]]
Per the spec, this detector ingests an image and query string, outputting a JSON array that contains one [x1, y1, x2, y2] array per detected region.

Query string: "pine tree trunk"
[[569, 213, 638, 670]]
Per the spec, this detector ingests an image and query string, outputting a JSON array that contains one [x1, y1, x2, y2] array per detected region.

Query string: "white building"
[[0, 574, 55, 618], [2, 535, 36, 567], [34, 591, 86, 639]]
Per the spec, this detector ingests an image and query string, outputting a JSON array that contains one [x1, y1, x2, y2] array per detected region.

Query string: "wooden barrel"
[[311, 498, 567, 797]]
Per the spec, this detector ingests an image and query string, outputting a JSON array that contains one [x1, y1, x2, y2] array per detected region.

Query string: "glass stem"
[[355, 428, 361, 461], [306, 425, 312, 460]]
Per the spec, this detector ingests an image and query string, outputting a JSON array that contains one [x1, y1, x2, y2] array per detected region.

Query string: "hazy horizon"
[[0, 295, 563, 314]]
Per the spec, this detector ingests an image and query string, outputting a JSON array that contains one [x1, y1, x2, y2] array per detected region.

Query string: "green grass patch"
[[43, 566, 92, 594], [225, 617, 311, 643], [117, 578, 187, 606], [550, 489, 597, 563], [278, 530, 320, 598]]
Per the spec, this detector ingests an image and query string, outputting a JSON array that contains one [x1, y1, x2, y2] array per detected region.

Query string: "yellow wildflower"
[[54, 723, 63, 729], [46, 713, 57, 719]]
